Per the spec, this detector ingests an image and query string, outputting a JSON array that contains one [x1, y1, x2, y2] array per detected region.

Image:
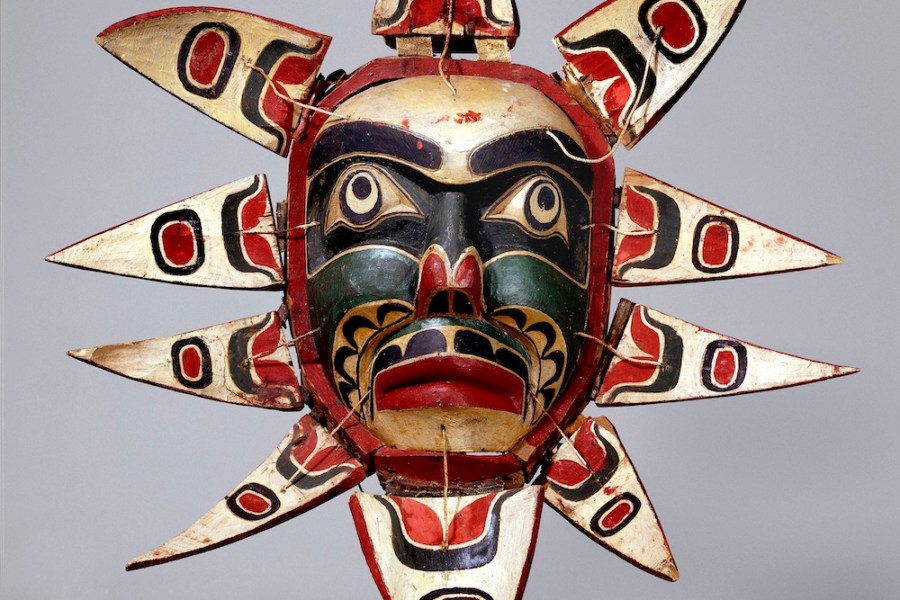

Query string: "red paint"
[[395, 498, 444, 546], [701, 221, 732, 267], [159, 221, 197, 267], [603, 486, 619, 496], [394, 494, 494, 547], [290, 420, 350, 472], [189, 30, 227, 86], [713, 348, 738, 387], [546, 459, 590, 487], [452, 253, 484, 314], [564, 49, 632, 129], [374, 448, 524, 492], [249, 314, 301, 404], [434, 115, 450, 123], [409, 0, 445, 28], [179, 345, 203, 381], [615, 187, 656, 270], [401, 118, 411, 129], [262, 54, 318, 137], [574, 422, 610, 470], [239, 186, 280, 274], [447, 495, 494, 544], [375, 0, 516, 38], [454, 110, 483, 124], [416, 140, 424, 150], [416, 250, 450, 316], [237, 490, 272, 514], [601, 499, 634, 531], [652, 2, 698, 50], [599, 306, 662, 399], [374, 356, 525, 414]]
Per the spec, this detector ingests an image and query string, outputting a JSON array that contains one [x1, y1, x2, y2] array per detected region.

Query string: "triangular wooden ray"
[[544, 417, 678, 581], [127, 416, 365, 570], [98, 8, 331, 155], [69, 311, 303, 411], [613, 169, 841, 284], [596, 299, 858, 406], [47, 175, 284, 290], [350, 486, 542, 600], [555, 0, 745, 147]]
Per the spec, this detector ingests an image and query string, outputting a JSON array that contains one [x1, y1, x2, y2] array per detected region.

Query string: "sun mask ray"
[[97, 8, 331, 155], [612, 168, 842, 284], [544, 416, 678, 581], [350, 486, 542, 600], [69, 311, 303, 410], [556, 0, 746, 147], [596, 299, 859, 406], [47, 175, 284, 289], [127, 416, 365, 570]]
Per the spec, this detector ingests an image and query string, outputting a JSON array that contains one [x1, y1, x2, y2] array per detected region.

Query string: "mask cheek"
[[484, 255, 588, 402], [307, 247, 419, 365]]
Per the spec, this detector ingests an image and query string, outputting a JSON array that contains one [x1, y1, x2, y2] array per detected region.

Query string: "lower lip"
[[373, 355, 526, 414]]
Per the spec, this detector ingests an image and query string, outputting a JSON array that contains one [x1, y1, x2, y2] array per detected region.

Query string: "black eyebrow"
[[469, 129, 594, 192], [308, 121, 443, 174]]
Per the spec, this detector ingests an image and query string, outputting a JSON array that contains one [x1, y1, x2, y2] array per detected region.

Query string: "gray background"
[[2, 1, 898, 598]]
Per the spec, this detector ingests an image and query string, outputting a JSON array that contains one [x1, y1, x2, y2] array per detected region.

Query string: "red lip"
[[373, 356, 526, 414]]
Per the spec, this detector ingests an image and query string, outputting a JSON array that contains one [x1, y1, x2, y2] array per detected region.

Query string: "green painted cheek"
[[308, 248, 419, 350], [485, 255, 587, 367]]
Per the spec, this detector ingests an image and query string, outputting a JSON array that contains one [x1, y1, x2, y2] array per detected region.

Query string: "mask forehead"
[[314, 76, 586, 184]]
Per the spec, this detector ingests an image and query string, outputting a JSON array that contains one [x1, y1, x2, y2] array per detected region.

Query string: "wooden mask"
[[48, 1, 857, 597]]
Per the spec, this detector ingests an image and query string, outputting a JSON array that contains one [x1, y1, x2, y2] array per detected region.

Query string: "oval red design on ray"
[[160, 221, 198, 267], [651, 2, 698, 50], [701, 221, 732, 267], [179, 345, 203, 381], [713, 347, 738, 387], [600, 499, 635, 531], [237, 490, 272, 514], [189, 30, 227, 87]]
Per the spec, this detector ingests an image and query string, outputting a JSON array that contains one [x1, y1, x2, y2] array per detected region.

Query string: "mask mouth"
[[369, 318, 532, 416]]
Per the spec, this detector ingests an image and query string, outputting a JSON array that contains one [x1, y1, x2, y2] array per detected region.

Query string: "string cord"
[[280, 391, 370, 492], [438, 0, 458, 95], [242, 61, 349, 120], [575, 332, 665, 367]]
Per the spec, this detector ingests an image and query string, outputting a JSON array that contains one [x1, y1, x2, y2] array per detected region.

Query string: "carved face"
[[292, 72, 608, 453]]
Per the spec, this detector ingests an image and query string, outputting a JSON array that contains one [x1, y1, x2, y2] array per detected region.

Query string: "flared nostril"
[[424, 290, 477, 317]]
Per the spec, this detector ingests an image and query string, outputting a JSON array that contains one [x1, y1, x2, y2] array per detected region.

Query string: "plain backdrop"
[[2, 1, 898, 598]]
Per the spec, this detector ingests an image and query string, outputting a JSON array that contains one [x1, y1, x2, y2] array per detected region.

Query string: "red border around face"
[[285, 57, 614, 480]]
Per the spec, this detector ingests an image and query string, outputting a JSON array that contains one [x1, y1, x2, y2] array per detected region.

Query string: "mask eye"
[[484, 176, 569, 244], [324, 165, 422, 233]]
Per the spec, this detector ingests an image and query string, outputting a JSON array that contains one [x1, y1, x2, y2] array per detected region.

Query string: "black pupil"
[[537, 185, 557, 211], [351, 175, 372, 199]]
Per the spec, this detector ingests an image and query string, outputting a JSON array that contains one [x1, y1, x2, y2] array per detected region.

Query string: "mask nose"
[[417, 246, 485, 318]]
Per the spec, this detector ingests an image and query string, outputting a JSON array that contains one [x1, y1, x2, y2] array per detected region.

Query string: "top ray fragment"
[[555, 0, 746, 147]]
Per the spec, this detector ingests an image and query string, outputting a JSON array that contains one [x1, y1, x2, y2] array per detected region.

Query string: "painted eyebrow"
[[469, 129, 594, 192], [308, 121, 443, 174]]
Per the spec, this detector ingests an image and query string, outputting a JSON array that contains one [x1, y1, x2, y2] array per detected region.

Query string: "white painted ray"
[[544, 417, 678, 581], [556, 0, 746, 147], [69, 311, 302, 410], [128, 416, 365, 570], [350, 486, 542, 600], [97, 8, 330, 155], [596, 300, 858, 406], [47, 175, 284, 289], [613, 169, 841, 284]]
